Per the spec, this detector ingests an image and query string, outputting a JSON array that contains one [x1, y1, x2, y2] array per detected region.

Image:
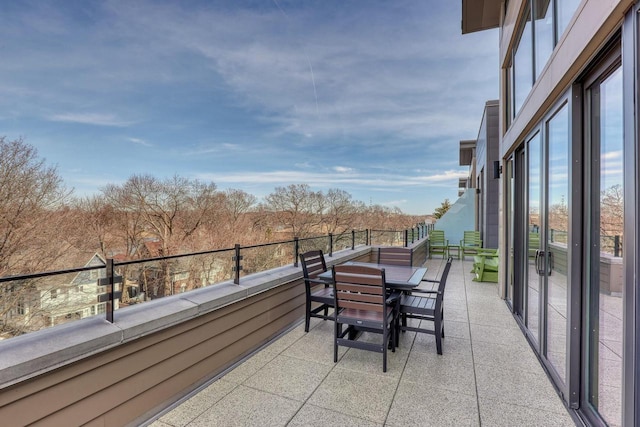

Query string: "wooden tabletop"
[[318, 261, 427, 291]]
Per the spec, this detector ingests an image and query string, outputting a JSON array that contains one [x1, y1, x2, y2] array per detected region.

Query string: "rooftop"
[[147, 258, 575, 426]]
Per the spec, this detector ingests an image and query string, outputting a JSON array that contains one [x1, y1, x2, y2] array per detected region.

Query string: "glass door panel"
[[545, 103, 569, 384], [587, 66, 623, 427], [527, 133, 542, 343]]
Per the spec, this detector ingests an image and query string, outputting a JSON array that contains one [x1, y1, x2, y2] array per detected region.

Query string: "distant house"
[[1, 254, 110, 337], [133, 239, 228, 299]]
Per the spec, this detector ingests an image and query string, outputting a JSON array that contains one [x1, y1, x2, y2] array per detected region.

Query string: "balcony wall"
[[0, 239, 428, 426]]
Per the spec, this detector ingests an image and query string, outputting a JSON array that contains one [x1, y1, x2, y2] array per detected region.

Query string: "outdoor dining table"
[[317, 261, 428, 291], [317, 260, 428, 346]]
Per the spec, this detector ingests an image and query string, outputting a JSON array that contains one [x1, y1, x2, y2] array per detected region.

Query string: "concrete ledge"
[[0, 316, 122, 387], [183, 282, 247, 314], [114, 297, 201, 341], [0, 246, 373, 391]]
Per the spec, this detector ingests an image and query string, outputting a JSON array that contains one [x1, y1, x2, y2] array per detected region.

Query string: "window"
[[556, 0, 580, 38], [17, 300, 25, 315], [508, 0, 582, 121], [513, 3, 533, 116], [533, 0, 554, 78], [97, 303, 106, 314], [50, 289, 58, 299]]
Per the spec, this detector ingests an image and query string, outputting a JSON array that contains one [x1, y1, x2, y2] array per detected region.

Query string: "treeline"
[[0, 137, 423, 276]]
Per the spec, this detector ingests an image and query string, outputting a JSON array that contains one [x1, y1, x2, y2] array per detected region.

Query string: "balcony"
[[147, 257, 574, 426], [0, 230, 574, 426]]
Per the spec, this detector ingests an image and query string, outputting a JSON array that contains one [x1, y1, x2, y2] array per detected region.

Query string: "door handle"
[[535, 249, 545, 276]]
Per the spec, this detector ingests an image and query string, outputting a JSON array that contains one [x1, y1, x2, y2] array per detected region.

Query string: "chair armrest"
[[420, 279, 439, 283]]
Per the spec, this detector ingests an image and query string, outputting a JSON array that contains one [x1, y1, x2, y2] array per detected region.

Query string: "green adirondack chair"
[[429, 230, 449, 259], [473, 248, 499, 283], [460, 230, 482, 260]]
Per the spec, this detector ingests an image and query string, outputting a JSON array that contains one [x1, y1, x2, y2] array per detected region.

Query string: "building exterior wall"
[[475, 100, 500, 249], [475, 0, 638, 425]]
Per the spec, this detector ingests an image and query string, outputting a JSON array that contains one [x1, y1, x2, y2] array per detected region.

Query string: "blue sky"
[[1, 0, 498, 215]]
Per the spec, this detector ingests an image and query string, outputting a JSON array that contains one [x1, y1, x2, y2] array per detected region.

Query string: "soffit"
[[461, 0, 502, 34], [459, 139, 477, 166]]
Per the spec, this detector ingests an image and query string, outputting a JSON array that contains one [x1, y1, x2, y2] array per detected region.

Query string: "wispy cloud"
[[333, 166, 354, 173], [128, 137, 152, 147], [195, 168, 466, 190], [47, 113, 135, 127]]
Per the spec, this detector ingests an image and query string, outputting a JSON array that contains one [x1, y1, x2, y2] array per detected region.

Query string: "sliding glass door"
[[584, 61, 624, 427], [511, 100, 571, 387], [545, 103, 570, 385]]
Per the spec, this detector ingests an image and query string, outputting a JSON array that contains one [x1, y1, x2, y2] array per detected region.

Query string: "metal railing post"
[[233, 244, 242, 284], [329, 233, 333, 257], [351, 230, 355, 250], [294, 237, 299, 266], [614, 235, 620, 257], [404, 229, 408, 247], [98, 258, 122, 323], [366, 229, 370, 246]]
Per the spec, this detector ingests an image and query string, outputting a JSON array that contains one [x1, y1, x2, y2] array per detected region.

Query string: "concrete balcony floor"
[[148, 258, 575, 426]]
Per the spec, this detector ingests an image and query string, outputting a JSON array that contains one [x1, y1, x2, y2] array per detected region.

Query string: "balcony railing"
[[0, 225, 430, 339], [548, 228, 623, 257]]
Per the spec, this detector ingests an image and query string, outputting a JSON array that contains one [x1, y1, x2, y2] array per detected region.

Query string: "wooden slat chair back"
[[332, 264, 396, 372], [460, 230, 482, 260], [528, 232, 540, 258], [377, 247, 413, 267], [428, 230, 449, 259], [299, 250, 334, 332], [399, 257, 453, 354]]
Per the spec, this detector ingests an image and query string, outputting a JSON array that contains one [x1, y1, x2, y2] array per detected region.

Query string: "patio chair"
[[398, 257, 452, 355], [428, 230, 449, 259], [473, 249, 499, 283], [299, 250, 334, 332], [460, 230, 482, 260], [332, 264, 396, 372], [377, 246, 413, 266]]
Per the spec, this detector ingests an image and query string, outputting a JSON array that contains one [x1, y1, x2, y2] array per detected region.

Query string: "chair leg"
[[390, 323, 396, 353], [305, 300, 311, 332], [334, 322, 340, 363], [323, 304, 328, 320], [435, 316, 443, 355], [382, 331, 388, 372]]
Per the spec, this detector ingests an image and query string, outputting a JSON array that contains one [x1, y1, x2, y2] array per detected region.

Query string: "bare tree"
[[102, 174, 217, 297], [73, 195, 116, 258], [263, 184, 323, 237], [0, 137, 73, 337], [601, 184, 624, 254], [0, 137, 70, 275]]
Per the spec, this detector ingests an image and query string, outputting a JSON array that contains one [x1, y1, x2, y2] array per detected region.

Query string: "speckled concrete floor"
[[148, 258, 576, 427]]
